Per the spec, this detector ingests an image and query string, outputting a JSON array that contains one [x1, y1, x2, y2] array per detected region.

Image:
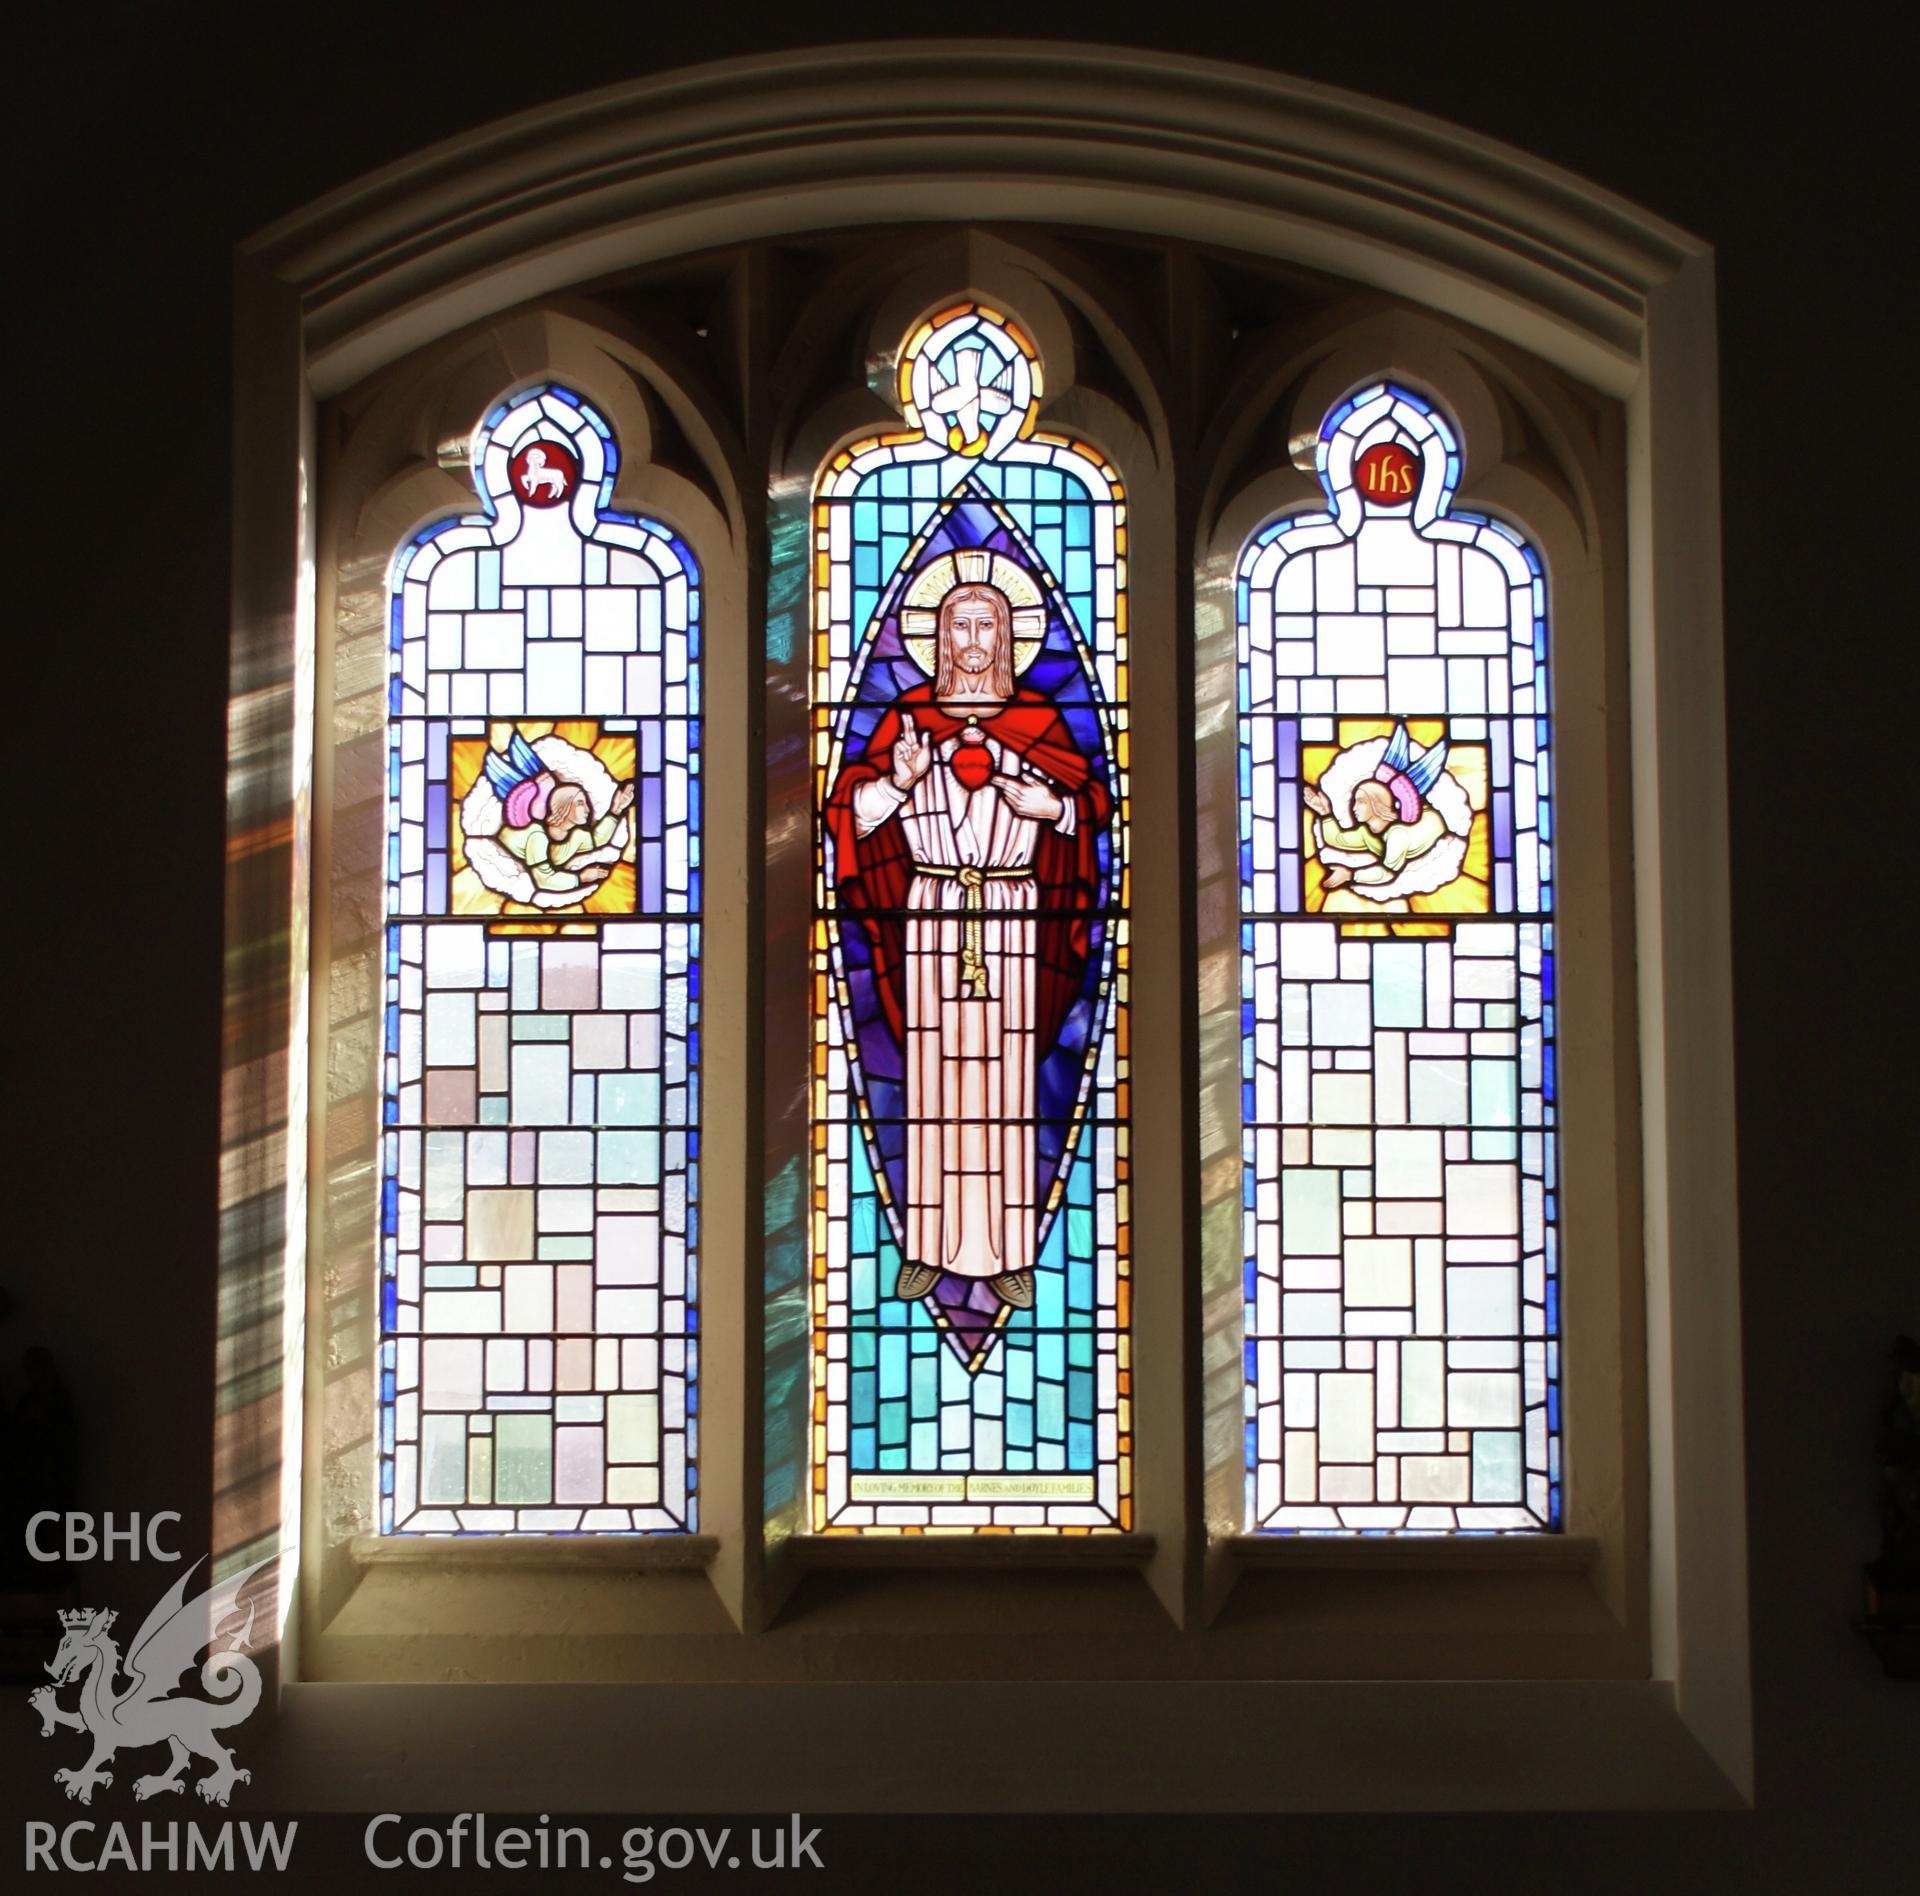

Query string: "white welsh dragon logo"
[[29, 1555, 273, 1807]]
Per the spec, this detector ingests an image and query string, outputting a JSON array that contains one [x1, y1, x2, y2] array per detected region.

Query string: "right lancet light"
[[1237, 384, 1560, 1534]]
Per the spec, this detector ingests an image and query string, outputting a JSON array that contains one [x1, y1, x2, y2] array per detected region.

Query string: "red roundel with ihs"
[[509, 439, 579, 509], [1354, 440, 1420, 507]]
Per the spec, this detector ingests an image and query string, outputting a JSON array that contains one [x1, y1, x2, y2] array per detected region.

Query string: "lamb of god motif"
[[826, 551, 1112, 1312]]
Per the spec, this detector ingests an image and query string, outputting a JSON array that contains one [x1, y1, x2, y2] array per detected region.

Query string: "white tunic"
[[852, 729, 1077, 1279]]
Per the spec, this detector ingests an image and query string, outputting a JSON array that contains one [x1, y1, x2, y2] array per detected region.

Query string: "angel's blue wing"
[[1380, 721, 1412, 775], [482, 730, 546, 799], [120, 1554, 275, 1706], [1406, 735, 1450, 796]]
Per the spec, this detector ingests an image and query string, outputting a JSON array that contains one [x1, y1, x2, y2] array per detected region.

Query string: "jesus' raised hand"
[[890, 712, 934, 791]]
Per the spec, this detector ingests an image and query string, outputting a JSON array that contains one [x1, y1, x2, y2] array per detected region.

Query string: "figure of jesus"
[[826, 571, 1112, 1309]]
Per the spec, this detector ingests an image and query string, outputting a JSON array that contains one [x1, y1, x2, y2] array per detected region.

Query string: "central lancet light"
[[810, 303, 1133, 1532]]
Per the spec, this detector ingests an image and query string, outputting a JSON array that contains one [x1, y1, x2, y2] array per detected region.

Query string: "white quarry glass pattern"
[[378, 384, 701, 1533], [1237, 384, 1561, 1534]]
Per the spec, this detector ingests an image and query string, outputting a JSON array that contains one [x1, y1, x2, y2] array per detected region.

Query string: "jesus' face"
[[934, 584, 1014, 699]]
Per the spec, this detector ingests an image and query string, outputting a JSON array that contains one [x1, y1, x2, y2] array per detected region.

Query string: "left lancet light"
[[379, 383, 703, 1534]]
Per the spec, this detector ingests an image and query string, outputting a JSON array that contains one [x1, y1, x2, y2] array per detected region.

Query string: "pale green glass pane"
[[493, 1414, 554, 1505], [1472, 1428, 1523, 1502], [1281, 1171, 1341, 1253]]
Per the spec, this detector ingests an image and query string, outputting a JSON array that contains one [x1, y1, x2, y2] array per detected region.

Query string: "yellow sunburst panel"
[[1300, 853, 1335, 911], [1303, 728, 1449, 780], [1334, 715, 1448, 748], [1309, 863, 1489, 919], [582, 730, 636, 777], [1301, 731, 1489, 917], [1304, 727, 1478, 792], [449, 721, 640, 917], [449, 733, 494, 803], [464, 877, 637, 921], [1338, 919, 1459, 939], [579, 862, 637, 915], [1408, 826, 1490, 914]]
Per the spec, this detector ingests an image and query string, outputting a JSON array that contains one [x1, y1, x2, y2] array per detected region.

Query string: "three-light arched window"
[[227, 47, 1748, 1803], [372, 307, 1571, 1544]]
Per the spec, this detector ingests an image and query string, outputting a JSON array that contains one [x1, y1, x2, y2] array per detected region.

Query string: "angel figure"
[[462, 729, 634, 908], [1303, 722, 1471, 901]]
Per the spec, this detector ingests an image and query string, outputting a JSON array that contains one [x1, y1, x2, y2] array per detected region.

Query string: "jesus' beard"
[[933, 637, 1014, 700]]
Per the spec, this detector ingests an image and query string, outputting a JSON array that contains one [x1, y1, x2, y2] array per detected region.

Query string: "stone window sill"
[[350, 1533, 719, 1571]]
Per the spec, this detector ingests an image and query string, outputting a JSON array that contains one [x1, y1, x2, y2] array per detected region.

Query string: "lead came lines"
[[1237, 385, 1560, 1535], [378, 386, 703, 1535]]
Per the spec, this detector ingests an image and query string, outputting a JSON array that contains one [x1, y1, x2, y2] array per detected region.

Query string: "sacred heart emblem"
[[949, 732, 994, 792]]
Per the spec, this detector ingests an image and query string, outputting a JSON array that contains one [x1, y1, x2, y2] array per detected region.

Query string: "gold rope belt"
[[912, 864, 1034, 995]]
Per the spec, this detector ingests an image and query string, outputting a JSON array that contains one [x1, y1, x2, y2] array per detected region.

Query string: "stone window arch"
[[221, 44, 1748, 1809]]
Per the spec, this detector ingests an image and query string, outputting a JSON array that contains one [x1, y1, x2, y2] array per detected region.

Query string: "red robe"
[[825, 683, 1113, 1055]]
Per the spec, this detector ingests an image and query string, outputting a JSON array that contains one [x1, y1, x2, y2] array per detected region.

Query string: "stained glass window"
[[1238, 384, 1559, 1534], [810, 305, 1132, 1532], [379, 384, 701, 1533]]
